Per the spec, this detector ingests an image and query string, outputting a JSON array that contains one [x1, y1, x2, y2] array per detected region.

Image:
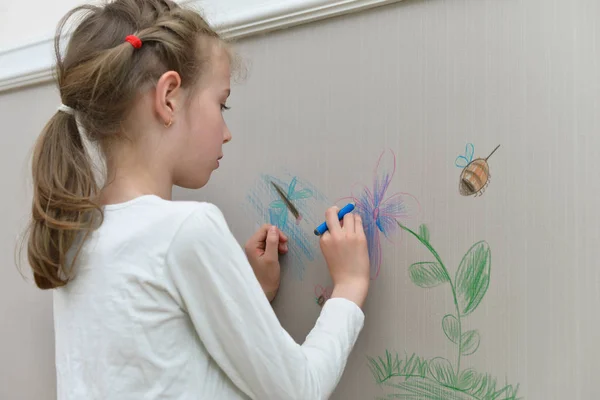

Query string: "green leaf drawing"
[[385, 377, 478, 399], [455, 241, 491, 316], [456, 368, 481, 391], [461, 330, 481, 356], [378, 223, 521, 400], [428, 357, 455, 386], [442, 314, 460, 344], [409, 262, 449, 288], [419, 224, 430, 243]]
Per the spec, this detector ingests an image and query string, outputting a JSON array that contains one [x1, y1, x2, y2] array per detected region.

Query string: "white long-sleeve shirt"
[[53, 194, 365, 400]]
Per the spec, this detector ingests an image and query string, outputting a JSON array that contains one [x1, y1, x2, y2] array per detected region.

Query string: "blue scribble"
[[246, 173, 326, 281]]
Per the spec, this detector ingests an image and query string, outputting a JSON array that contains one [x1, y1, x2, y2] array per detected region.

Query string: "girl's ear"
[[154, 71, 182, 126]]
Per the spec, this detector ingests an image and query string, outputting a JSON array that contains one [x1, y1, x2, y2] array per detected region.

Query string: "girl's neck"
[[98, 161, 173, 206]]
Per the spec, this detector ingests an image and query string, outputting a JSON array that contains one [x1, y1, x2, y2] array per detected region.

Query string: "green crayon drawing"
[[367, 222, 521, 400]]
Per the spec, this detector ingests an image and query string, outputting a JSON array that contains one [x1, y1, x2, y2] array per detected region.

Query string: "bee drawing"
[[455, 143, 500, 197]]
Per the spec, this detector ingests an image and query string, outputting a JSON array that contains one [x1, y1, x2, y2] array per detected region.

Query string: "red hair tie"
[[125, 35, 142, 49]]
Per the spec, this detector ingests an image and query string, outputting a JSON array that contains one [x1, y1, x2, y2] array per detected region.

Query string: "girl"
[[25, 0, 370, 399]]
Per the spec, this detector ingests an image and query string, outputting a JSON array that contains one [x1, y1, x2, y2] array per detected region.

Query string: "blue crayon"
[[314, 203, 356, 236]]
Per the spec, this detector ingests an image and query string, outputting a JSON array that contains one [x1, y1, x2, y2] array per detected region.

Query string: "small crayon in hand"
[[314, 203, 356, 236]]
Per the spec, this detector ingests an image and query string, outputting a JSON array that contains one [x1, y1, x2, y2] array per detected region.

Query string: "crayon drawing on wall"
[[338, 149, 421, 280], [246, 173, 326, 280], [455, 144, 501, 198], [366, 222, 520, 400]]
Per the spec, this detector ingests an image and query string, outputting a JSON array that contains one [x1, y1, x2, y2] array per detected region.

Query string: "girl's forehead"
[[198, 45, 232, 84]]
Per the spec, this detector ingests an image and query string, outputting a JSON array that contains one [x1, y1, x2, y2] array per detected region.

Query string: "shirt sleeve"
[[165, 202, 365, 400]]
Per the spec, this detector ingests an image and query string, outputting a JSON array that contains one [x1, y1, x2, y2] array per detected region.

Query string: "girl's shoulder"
[[161, 198, 226, 225], [153, 197, 229, 235], [100, 195, 228, 249], [162, 200, 241, 266], [151, 198, 231, 243]]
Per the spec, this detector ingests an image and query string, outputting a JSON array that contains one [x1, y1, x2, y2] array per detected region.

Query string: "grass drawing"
[[367, 222, 521, 400], [367, 351, 430, 383]]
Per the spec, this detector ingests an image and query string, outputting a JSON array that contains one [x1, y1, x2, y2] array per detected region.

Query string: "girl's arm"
[[165, 202, 364, 400]]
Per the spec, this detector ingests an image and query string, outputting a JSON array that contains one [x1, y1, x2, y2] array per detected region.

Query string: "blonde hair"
[[24, 0, 224, 289]]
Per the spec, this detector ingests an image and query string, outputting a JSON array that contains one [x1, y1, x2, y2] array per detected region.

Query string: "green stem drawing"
[[367, 222, 521, 400], [397, 223, 464, 380]]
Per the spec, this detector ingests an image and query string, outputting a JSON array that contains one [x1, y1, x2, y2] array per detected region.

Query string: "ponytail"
[[26, 110, 101, 289]]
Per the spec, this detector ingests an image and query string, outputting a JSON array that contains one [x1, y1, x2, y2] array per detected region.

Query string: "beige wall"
[[0, 85, 59, 399]]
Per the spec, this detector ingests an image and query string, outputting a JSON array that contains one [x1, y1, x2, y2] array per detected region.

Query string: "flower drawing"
[[339, 149, 421, 280]]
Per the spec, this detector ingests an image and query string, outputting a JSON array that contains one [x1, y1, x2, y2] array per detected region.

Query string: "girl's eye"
[[221, 104, 230, 111]]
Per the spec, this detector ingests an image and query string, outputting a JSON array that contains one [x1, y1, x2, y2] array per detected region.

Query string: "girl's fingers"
[[342, 212, 355, 232]]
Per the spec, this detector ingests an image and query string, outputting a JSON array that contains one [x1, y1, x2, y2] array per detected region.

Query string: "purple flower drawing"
[[339, 149, 421, 280]]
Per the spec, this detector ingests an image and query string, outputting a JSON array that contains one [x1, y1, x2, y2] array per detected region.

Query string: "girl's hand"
[[319, 207, 370, 308], [244, 224, 288, 302]]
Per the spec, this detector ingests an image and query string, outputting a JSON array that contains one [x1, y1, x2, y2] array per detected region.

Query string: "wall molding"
[[0, 0, 402, 94]]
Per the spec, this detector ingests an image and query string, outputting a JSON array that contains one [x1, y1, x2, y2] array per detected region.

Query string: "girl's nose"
[[223, 126, 232, 143]]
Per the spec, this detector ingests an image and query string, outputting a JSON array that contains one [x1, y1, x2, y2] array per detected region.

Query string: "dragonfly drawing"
[[246, 173, 326, 280], [339, 149, 421, 280], [268, 177, 310, 226]]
